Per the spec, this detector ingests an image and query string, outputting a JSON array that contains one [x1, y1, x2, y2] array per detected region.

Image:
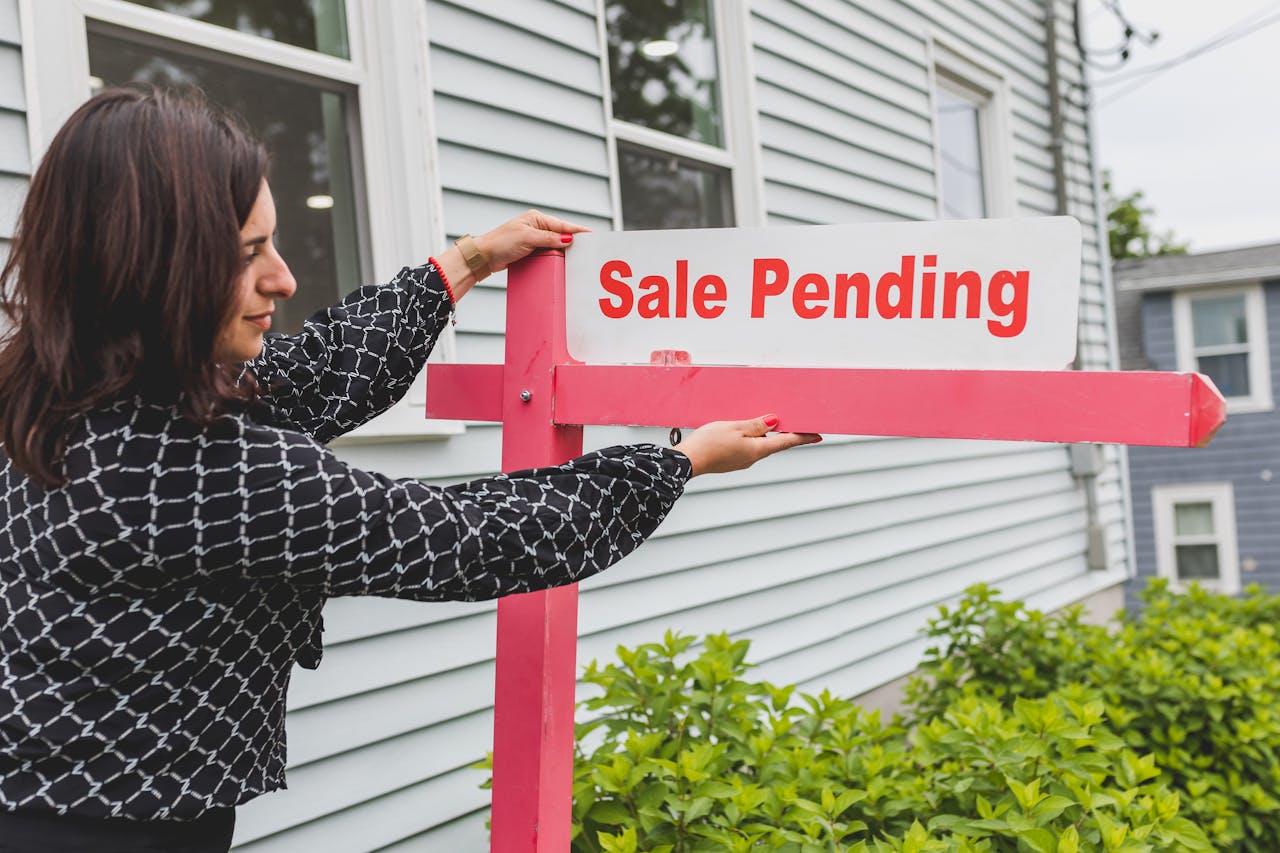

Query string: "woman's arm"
[[246, 261, 450, 442], [88, 412, 815, 600], [103, 416, 691, 600], [247, 211, 590, 442]]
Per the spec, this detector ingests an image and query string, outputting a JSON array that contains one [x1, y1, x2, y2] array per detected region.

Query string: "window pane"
[[1191, 295, 1248, 347], [124, 0, 349, 58], [1197, 352, 1251, 397], [936, 86, 986, 220], [88, 31, 363, 336], [1175, 544, 1220, 580], [606, 0, 722, 147], [1174, 502, 1214, 536], [618, 144, 732, 230]]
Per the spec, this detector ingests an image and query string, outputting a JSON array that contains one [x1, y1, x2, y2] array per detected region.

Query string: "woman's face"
[[215, 180, 296, 362]]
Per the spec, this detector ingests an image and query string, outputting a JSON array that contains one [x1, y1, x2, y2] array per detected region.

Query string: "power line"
[[1096, 4, 1280, 106]]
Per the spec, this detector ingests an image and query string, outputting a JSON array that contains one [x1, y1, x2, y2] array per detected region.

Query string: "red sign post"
[[425, 248, 1225, 852]]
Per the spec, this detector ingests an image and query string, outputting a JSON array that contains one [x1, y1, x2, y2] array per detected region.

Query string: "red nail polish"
[[763, 415, 780, 429], [560, 234, 572, 244]]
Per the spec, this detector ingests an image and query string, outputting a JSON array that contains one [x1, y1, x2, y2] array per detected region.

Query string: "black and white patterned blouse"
[[0, 262, 691, 820]]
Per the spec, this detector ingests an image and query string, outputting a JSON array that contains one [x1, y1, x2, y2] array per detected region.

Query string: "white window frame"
[[926, 36, 1015, 220], [1173, 283, 1273, 415], [1151, 482, 1241, 595], [18, 0, 462, 442], [596, 0, 765, 230]]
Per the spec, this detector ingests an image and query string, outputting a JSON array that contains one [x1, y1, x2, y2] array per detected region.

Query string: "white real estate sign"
[[564, 217, 1082, 370]]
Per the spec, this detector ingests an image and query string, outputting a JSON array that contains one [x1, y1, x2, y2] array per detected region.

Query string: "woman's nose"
[[263, 257, 297, 299]]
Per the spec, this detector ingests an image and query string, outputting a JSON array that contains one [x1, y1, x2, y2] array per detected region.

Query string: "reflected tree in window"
[[125, 0, 348, 57], [606, 0, 722, 146]]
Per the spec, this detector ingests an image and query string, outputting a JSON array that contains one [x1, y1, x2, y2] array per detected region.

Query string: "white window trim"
[[596, 0, 766, 230], [1172, 282, 1273, 415], [18, 0, 462, 442], [1151, 482, 1241, 595], [926, 35, 1015, 220]]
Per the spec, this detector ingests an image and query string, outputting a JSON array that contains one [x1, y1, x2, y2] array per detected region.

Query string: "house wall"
[[1127, 281, 1280, 598], [2, 1, 1128, 850], [0, 0, 26, 258]]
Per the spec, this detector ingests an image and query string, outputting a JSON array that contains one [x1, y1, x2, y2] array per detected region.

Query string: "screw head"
[[520, 390, 532, 402]]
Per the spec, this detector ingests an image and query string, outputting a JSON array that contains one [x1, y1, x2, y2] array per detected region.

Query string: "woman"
[[0, 88, 817, 852]]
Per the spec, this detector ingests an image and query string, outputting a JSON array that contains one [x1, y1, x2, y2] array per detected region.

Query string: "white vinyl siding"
[[0, 0, 26, 255]]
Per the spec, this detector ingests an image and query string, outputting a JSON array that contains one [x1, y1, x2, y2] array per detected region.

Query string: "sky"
[[1084, 0, 1280, 252]]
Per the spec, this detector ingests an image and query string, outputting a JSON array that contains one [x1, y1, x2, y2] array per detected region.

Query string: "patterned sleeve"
[[245, 260, 452, 443], [107, 415, 693, 601]]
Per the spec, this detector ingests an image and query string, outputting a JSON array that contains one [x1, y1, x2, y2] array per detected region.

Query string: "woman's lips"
[[245, 313, 272, 331]]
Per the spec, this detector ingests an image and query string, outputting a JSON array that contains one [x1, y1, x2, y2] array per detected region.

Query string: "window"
[[1151, 483, 1240, 595], [930, 41, 1013, 220], [602, 0, 761, 230], [87, 29, 360, 336], [1173, 284, 1273, 414], [22, 0, 459, 440]]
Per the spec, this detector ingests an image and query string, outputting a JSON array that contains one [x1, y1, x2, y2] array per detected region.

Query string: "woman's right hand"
[[672, 415, 821, 477]]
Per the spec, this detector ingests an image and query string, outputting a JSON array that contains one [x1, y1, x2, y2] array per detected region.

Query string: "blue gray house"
[[1117, 242, 1280, 601]]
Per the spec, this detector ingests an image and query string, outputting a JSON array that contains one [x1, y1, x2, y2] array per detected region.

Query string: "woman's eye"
[[243, 251, 259, 267]]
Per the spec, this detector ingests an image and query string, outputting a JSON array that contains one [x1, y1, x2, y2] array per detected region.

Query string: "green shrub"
[[909, 580, 1280, 851], [562, 631, 1210, 852]]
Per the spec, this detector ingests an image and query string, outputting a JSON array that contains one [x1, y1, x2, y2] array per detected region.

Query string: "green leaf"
[[588, 799, 633, 825], [1016, 828, 1057, 853]]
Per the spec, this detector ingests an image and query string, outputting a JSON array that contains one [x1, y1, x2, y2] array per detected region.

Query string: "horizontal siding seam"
[[758, 110, 934, 174], [761, 145, 937, 203], [751, 7, 931, 102], [783, 0, 928, 65], [764, 175, 927, 222], [433, 0, 599, 60], [287, 706, 490, 773], [749, 541, 1089, 675], [581, 500, 1088, 629], [752, 49, 932, 141], [437, 138, 608, 181], [429, 45, 600, 111], [240, 752, 488, 847]]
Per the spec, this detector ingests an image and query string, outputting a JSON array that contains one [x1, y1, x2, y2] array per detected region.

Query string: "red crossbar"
[[427, 363, 1225, 448]]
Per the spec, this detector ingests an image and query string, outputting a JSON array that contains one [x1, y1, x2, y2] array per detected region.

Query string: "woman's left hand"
[[475, 209, 590, 274], [436, 209, 589, 303]]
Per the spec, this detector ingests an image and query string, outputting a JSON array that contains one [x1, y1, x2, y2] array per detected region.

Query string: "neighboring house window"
[[23, 1, 459, 440], [603, 0, 762, 230], [1173, 284, 1273, 414], [1151, 483, 1241, 595], [930, 41, 1013, 219]]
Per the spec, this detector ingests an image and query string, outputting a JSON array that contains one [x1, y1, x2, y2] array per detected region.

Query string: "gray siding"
[[6, 0, 1127, 849], [0, 0, 27, 248], [1126, 281, 1280, 599]]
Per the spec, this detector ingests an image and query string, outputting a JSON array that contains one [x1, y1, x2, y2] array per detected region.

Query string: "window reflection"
[[1191, 295, 1247, 347], [606, 0, 723, 147], [88, 31, 363, 335], [618, 144, 731, 231], [1190, 296, 1251, 396], [124, 0, 349, 58], [936, 86, 986, 220]]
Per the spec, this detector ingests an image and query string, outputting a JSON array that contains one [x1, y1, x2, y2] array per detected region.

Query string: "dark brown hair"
[[0, 87, 268, 487]]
